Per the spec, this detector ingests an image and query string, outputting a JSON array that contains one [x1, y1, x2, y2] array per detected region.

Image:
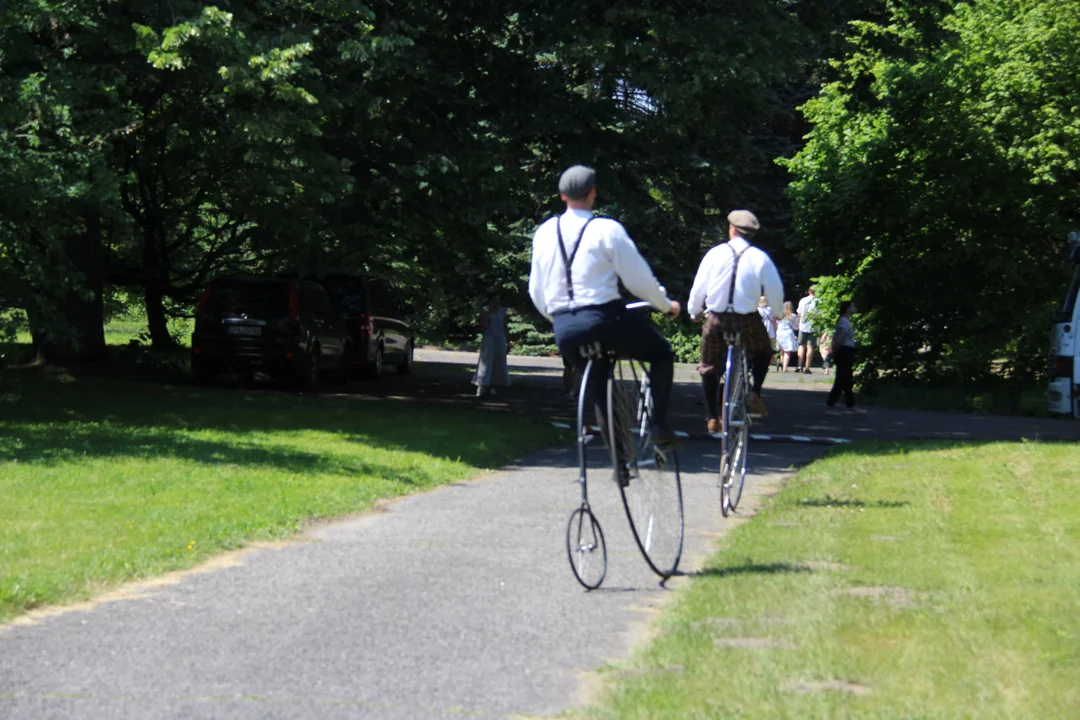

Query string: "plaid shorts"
[[699, 311, 772, 374]]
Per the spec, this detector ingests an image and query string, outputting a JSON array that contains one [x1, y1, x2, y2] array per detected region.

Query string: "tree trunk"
[[141, 220, 176, 350], [144, 281, 175, 349], [32, 215, 107, 364]]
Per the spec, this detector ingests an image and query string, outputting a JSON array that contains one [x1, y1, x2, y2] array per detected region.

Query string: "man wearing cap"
[[688, 209, 784, 430], [529, 165, 682, 445]]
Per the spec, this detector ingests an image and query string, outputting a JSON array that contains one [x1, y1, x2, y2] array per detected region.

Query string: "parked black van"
[[318, 274, 414, 378], [191, 277, 350, 388]]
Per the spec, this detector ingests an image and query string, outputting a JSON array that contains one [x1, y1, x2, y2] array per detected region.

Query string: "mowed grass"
[[0, 371, 558, 625], [580, 441, 1080, 719]]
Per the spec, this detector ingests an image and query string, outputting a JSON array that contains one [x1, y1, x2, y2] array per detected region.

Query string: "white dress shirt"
[[687, 236, 784, 320], [528, 209, 670, 321]]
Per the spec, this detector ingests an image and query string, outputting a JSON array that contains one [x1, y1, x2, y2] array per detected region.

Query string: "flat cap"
[[558, 165, 597, 199], [727, 209, 760, 234]]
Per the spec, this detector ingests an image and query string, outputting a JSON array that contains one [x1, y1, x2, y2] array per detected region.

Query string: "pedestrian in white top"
[[796, 286, 819, 373], [528, 165, 681, 444], [687, 209, 784, 429]]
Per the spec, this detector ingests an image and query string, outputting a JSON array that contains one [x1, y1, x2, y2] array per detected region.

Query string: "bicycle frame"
[[722, 334, 751, 442], [574, 358, 598, 508]]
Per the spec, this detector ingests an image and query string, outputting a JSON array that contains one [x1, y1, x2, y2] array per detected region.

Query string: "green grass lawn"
[[580, 441, 1080, 719], [0, 371, 557, 625], [867, 382, 1050, 418]]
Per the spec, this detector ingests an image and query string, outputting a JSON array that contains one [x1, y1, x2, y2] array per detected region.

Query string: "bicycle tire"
[[608, 359, 684, 578], [566, 507, 607, 590], [720, 345, 750, 517]]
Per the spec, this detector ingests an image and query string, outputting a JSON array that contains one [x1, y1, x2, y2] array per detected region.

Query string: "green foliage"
[[866, 376, 1052, 417], [0, 0, 876, 358], [785, 0, 1080, 387], [652, 314, 701, 365]]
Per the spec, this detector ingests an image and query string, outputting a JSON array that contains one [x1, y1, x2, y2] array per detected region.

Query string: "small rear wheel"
[[566, 507, 606, 590]]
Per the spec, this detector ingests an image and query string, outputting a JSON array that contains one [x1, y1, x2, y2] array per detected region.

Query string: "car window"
[[206, 280, 288, 320], [368, 279, 401, 317], [312, 284, 336, 324], [321, 276, 368, 319]]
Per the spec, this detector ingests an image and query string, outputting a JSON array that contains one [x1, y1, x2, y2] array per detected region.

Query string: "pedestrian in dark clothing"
[[825, 300, 867, 415]]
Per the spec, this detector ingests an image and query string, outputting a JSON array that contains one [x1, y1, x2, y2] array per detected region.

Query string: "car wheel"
[[398, 341, 413, 375], [332, 345, 350, 385], [300, 348, 320, 390], [363, 344, 383, 381], [192, 361, 216, 386]]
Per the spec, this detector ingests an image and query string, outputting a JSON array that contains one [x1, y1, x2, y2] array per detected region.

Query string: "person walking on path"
[[528, 165, 682, 444], [825, 300, 866, 415], [819, 329, 834, 376], [474, 294, 510, 396], [796, 285, 819, 373], [776, 301, 798, 372], [688, 209, 784, 431], [758, 295, 777, 347]]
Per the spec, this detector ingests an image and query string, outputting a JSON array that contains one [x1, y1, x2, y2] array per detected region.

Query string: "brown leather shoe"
[[748, 392, 769, 416], [707, 418, 720, 433]]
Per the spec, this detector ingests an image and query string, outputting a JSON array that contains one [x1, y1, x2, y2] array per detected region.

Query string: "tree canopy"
[[4, 0, 1077, 389], [785, 0, 1080, 384]]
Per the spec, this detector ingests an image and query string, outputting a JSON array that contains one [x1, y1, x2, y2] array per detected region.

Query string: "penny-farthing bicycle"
[[565, 303, 684, 590], [717, 328, 751, 516]]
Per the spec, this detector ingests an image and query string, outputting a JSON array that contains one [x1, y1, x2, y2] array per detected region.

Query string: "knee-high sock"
[[702, 371, 719, 419], [752, 352, 771, 395]]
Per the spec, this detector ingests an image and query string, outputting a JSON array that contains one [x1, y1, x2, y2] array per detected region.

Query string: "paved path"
[[409, 349, 1079, 444], [1, 350, 1076, 719]]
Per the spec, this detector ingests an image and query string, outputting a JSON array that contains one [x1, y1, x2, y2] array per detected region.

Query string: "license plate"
[[226, 325, 262, 337]]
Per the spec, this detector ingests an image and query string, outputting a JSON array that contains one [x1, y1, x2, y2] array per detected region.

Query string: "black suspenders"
[[555, 216, 596, 302], [725, 243, 748, 311]]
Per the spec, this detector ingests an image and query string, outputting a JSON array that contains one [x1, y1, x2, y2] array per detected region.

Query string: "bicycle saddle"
[[578, 341, 619, 361]]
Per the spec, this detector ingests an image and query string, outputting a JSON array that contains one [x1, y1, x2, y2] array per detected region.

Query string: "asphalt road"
[[1, 350, 1075, 719]]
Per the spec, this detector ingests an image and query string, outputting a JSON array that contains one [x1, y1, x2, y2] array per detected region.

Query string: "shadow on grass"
[[0, 370, 559, 473], [815, 438, 1035, 461], [688, 562, 815, 580], [798, 495, 910, 509]]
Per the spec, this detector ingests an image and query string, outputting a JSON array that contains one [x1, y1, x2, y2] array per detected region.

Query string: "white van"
[[1048, 232, 1080, 418]]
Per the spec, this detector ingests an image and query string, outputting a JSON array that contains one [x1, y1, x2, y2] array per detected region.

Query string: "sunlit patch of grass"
[[579, 440, 1080, 719], [0, 373, 557, 624]]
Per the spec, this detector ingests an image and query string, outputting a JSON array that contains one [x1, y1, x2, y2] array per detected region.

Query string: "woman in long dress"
[[776, 301, 799, 372], [474, 294, 510, 396]]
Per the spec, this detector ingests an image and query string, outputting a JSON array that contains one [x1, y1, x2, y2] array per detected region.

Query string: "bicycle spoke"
[[720, 344, 750, 516], [611, 360, 684, 578], [566, 507, 606, 590]]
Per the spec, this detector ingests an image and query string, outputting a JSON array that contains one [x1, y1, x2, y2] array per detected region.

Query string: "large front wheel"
[[720, 347, 750, 516], [608, 360, 684, 579]]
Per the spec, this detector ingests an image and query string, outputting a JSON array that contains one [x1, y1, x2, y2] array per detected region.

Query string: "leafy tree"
[[785, 0, 1080, 385]]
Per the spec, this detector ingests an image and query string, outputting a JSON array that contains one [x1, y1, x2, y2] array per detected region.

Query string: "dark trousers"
[[826, 346, 856, 408], [553, 300, 675, 427], [701, 352, 772, 419]]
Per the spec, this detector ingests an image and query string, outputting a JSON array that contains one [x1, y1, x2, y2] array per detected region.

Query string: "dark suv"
[[318, 274, 414, 378], [191, 277, 350, 388]]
